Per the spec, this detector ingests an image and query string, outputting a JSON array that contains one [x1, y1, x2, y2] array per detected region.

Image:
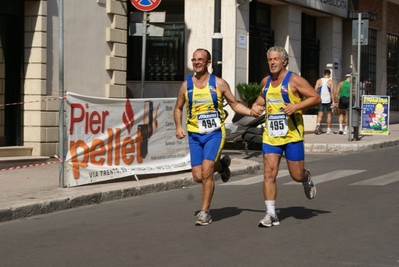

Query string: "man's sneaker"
[[338, 127, 343, 134], [303, 169, 316, 200], [219, 155, 231, 182], [195, 211, 212, 226], [326, 128, 333, 135], [314, 125, 322, 135], [344, 128, 349, 135], [258, 212, 280, 227]]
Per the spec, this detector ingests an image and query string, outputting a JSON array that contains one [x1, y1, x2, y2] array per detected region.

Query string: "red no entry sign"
[[130, 0, 162, 12]]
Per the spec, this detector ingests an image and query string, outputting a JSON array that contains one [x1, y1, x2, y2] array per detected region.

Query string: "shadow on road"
[[196, 206, 265, 222], [276, 206, 331, 221]]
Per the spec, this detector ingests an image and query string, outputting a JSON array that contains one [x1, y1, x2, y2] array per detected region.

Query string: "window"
[[387, 34, 399, 110], [249, 2, 274, 83], [387, 34, 398, 85], [301, 13, 319, 87], [360, 28, 376, 95], [127, 0, 184, 81]]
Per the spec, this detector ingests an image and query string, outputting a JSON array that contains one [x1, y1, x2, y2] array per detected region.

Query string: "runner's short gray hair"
[[267, 46, 289, 63]]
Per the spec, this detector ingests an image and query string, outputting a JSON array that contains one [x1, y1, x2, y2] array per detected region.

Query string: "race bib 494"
[[197, 112, 221, 134]]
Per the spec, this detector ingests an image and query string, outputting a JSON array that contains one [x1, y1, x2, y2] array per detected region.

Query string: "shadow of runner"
[[195, 206, 265, 222], [276, 206, 331, 221]]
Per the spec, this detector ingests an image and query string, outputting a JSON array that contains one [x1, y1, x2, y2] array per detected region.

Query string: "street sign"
[[129, 12, 165, 37], [130, 0, 161, 12], [352, 19, 369, 45], [129, 23, 164, 37], [130, 11, 166, 23]]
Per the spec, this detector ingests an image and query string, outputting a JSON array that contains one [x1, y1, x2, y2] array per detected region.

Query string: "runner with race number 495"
[[251, 46, 321, 228]]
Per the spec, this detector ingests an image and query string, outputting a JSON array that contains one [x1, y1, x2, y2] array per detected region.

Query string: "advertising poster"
[[361, 95, 390, 135], [65, 93, 190, 187]]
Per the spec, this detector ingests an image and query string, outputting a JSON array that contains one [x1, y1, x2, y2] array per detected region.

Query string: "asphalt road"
[[0, 147, 398, 267]]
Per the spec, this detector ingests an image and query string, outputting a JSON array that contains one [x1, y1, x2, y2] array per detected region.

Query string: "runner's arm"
[[173, 82, 187, 139], [217, 77, 262, 117]]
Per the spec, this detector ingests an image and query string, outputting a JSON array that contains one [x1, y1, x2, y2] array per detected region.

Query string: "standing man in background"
[[314, 69, 335, 135], [336, 73, 352, 134]]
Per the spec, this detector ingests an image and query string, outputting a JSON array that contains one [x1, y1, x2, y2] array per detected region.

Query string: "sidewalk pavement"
[[1, 123, 398, 223]]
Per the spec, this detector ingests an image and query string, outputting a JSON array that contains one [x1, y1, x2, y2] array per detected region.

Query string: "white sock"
[[339, 124, 343, 129], [265, 200, 276, 215]]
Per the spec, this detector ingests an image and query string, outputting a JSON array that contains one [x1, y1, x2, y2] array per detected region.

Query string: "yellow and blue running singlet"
[[185, 75, 226, 166], [262, 71, 305, 161], [262, 71, 304, 146]]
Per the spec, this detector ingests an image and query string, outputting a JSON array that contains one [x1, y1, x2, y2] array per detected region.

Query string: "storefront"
[[1, 0, 399, 156], [127, 0, 349, 98]]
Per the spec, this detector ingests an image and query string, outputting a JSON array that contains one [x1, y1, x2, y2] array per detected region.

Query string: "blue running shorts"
[[262, 141, 305, 161], [188, 130, 224, 167]]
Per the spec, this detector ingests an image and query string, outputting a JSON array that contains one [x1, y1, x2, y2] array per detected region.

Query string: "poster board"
[[361, 95, 390, 135]]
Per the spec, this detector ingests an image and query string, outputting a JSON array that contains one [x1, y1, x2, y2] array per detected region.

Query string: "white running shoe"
[[195, 211, 212, 226], [258, 212, 280, 227]]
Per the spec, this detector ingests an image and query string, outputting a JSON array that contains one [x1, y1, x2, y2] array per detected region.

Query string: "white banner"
[[65, 93, 190, 187]]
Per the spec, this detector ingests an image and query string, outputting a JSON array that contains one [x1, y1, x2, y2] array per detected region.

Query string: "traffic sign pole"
[[353, 12, 362, 141], [141, 12, 147, 98], [130, 0, 162, 98]]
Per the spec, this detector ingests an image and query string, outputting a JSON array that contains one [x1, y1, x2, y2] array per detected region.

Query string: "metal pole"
[[212, 0, 222, 77], [356, 13, 362, 108], [140, 12, 147, 98], [349, 73, 353, 141], [354, 12, 362, 141], [58, 0, 65, 187]]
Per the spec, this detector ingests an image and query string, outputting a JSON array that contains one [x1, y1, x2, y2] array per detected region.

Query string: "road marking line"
[[223, 170, 290, 186], [350, 171, 399, 186], [283, 170, 367, 185]]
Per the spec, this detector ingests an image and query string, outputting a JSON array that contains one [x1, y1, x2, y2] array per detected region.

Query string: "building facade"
[[0, 0, 398, 156]]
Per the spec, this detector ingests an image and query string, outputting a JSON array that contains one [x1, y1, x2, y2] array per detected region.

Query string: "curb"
[[305, 139, 399, 153], [226, 138, 399, 153], [0, 159, 260, 223]]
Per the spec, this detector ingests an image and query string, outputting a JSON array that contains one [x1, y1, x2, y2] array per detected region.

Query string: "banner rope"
[[0, 94, 66, 107], [0, 155, 63, 172]]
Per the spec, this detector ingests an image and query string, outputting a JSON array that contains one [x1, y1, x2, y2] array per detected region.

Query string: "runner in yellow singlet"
[[174, 48, 262, 226], [252, 46, 321, 228], [184, 77, 226, 136]]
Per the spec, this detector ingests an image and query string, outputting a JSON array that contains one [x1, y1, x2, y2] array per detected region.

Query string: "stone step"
[[0, 147, 50, 170], [0, 146, 33, 157]]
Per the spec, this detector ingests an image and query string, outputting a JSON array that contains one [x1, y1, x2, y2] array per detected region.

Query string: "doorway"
[[0, 0, 24, 146], [301, 13, 320, 87], [249, 1, 274, 84]]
